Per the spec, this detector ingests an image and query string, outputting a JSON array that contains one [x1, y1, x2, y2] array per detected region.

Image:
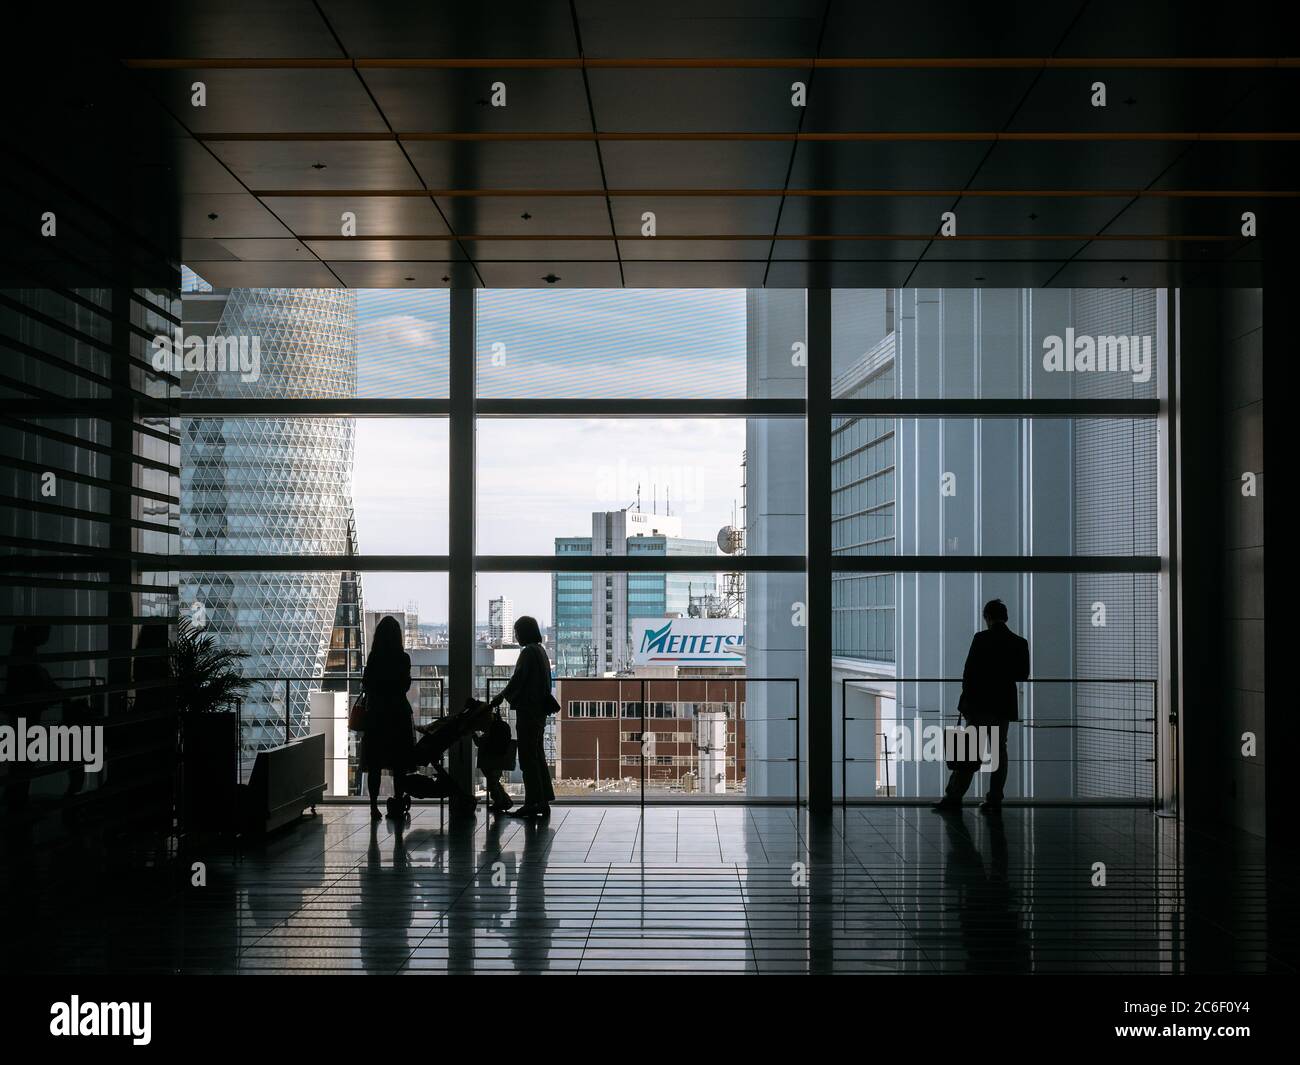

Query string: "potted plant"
[[173, 618, 251, 834]]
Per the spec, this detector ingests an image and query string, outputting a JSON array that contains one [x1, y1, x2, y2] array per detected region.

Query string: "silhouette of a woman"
[[361, 615, 416, 819], [490, 616, 555, 818]]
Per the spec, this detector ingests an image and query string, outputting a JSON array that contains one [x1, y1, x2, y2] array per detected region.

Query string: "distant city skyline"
[[352, 289, 747, 628]]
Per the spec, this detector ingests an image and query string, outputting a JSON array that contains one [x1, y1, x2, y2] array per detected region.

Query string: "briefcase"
[[944, 714, 983, 772]]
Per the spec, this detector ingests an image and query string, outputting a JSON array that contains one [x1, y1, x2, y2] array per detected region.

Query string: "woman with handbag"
[[360, 615, 416, 820], [489, 615, 556, 818]]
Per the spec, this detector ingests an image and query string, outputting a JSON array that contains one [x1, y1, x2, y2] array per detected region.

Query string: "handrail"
[[239, 674, 446, 745], [485, 674, 800, 806], [840, 675, 1158, 807]]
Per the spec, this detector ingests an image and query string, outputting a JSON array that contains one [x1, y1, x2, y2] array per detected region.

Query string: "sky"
[[351, 289, 749, 628]]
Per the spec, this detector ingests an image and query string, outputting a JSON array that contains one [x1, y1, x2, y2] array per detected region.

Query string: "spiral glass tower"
[[179, 282, 358, 753]]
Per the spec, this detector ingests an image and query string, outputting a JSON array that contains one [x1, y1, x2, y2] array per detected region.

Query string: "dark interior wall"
[[1178, 287, 1264, 837], [1221, 291, 1265, 836], [0, 47, 182, 862]]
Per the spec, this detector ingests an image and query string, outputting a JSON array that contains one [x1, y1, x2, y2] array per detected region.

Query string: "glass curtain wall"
[[174, 279, 1164, 804]]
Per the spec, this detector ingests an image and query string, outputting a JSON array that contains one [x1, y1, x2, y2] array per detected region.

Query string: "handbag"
[[348, 691, 368, 732]]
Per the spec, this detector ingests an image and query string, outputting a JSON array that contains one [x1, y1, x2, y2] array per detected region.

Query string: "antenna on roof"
[[666, 487, 671, 517]]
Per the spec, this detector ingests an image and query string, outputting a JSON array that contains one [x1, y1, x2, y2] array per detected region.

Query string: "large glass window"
[[476, 289, 802, 398], [477, 570, 802, 802], [476, 417, 802, 556], [171, 280, 1164, 808]]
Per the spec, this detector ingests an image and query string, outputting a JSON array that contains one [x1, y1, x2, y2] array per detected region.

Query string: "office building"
[[553, 510, 718, 676], [487, 596, 514, 646], [554, 676, 747, 794]]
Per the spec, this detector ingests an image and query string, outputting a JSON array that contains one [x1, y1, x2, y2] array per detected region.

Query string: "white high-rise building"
[[488, 596, 515, 646]]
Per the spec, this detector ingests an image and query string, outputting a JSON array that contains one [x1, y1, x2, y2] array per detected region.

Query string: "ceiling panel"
[[601, 142, 793, 189], [771, 239, 930, 261], [320, 0, 579, 58], [820, 2, 1078, 58], [611, 196, 782, 236], [1043, 261, 1177, 287], [460, 239, 618, 261], [622, 261, 770, 286], [404, 141, 605, 190], [211, 237, 321, 261], [777, 197, 954, 235], [969, 141, 1187, 190], [907, 260, 1067, 288], [474, 261, 624, 287], [1151, 143, 1300, 191], [1007, 70, 1263, 134], [362, 70, 592, 132], [577, 14, 822, 58], [805, 70, 1037, 132], [589, 71, 806, 133], [922, 238, 1089, 261], [120, 0, 344, 58], [148, 70, 386, 134], [305, 239, 468, 261], [167, 137, 247, 194], [1054, 0, 1284, 57], [788, 141, 991, 189], [949, 195, 1129, 235], [181, 238, 238, 262], [266, 195, 452, 236], [1102, 197, 1268, 237], [1072, 238, 1240, 262], [435, 196, 612, 237], [1213, 71, 1300, 131], [326, 261, 475, 287], [179, 194, 295, 238], [765, 260, 917, 287], [207, 140, 422, 191], [618, 239, 771, 261], [185, 260, 343, 286]]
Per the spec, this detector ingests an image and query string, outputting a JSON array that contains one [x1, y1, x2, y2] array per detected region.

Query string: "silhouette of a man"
[[933, 599, 1029, 815]]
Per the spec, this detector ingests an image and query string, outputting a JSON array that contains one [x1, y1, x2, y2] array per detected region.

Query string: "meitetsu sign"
[[633, 619, 744, 665]]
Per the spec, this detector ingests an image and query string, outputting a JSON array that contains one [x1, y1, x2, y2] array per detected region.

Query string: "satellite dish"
[[717, 525, 742, 554]]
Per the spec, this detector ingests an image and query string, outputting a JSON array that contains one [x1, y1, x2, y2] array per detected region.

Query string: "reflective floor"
[[3, 804, 1294, 974]]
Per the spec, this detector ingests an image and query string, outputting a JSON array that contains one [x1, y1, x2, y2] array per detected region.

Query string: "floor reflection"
[[2, 805, 1293, 974], [937, 812, 1032, 973]]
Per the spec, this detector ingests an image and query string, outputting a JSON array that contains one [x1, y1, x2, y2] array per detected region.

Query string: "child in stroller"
[[388, 698, 514, 819]]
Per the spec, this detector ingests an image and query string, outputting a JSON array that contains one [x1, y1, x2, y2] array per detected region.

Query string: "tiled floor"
[[4, 804, 1295, 974]]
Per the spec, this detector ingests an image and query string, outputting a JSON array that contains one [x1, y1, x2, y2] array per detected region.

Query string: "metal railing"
[[484, 675, 801, 807], [239, 675, 446, 732], [839, 676, 1158, 807]]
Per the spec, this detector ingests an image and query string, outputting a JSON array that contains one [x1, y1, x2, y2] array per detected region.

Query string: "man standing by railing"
[[933, 599, 1030, 815]]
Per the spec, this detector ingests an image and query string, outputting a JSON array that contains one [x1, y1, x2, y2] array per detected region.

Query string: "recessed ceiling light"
[[542, 273, 561, 284], [311, 162, 327, 170], [207, 212, 219, 221], [521, 212, 532, 221], [441, 275, 450, 283], [974, 276, 985, 281], [404, 276, 415, 282]]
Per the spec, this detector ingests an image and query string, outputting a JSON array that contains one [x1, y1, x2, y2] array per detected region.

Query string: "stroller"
[[388, 698, 493, 818]]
